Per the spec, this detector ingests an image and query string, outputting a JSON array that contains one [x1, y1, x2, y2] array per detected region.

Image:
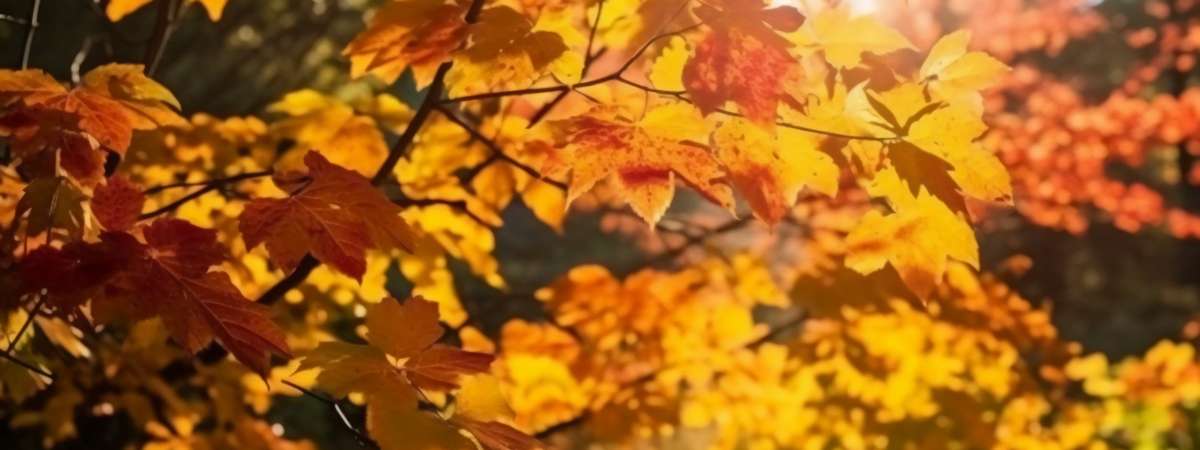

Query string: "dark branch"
[[142, 170, 273, 195], [139, 170, 274, 219], [435, 105, 568, 190], [282, 380, 379, 449], [143, 0, 182, 76]]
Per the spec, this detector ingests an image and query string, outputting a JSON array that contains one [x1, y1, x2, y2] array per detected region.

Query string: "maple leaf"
[[846, 83, 1012, 210], [299, 297, 509, 450], [19, 219, 290, 374], [792, 7, 915, 69], [239, 151, 419, 280], [10, 176, 87, 241], [344, 0, 469, 87], [919, 30, 1010, 108], [845, 185, 978, 298], [91, 175, 145, 232], [683, 1, 803, 126], [0, 66, 181, 182], [712, 118, 839, 224], [551, 104, 733, 225], [447, 6, 573, 96]]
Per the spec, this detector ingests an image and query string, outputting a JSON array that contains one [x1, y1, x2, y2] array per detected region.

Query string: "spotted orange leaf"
[[551, 104, 732, 225], [683, 0, 803, 126]]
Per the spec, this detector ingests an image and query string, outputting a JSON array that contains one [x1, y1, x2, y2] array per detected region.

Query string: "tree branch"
[[282, 380, 378, 449], [139, 170, 274, 219], [435, 105, 568, 190], [19, 0, 42, 69], [254, 0, 487, 308], [144, 0, 183, 76]]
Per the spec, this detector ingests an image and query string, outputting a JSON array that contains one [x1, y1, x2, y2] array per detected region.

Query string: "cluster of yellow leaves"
[[460, 255, 786, 441]]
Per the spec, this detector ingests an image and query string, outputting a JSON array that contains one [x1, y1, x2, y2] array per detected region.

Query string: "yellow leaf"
[[920, 30, 1010, 107], [796, 8, 914, 69], [456, 375, 515, 422], [107, 0, 228, 22], [845, 187, 978, 298], [713, 118, 838, 224], [447, 6, 570, 96], [650, 36, 689, 93], [80, 63, 184, 129]]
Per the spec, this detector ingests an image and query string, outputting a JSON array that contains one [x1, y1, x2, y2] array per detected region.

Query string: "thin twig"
[[144, 0, 182, 76], [142, 170, 273, 195], [583, 0, 605, 69], [0, 350, 53, 379], [1, 13, 28, 26], [281, 380, 379, 449], [139, 170, 273, 219], [435, 105, 568, 190], [19, 0, 42, 69]]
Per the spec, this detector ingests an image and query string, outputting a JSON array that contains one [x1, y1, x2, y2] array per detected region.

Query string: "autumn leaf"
[[299, 297, 516, 450], [344, 0, 469, 87], [11, 176, 87, 241], [0, 66, 181, 182], [447, 6, 572, 96], [792, 7, 915, 69], [712, 118, 838, 224], [845, 185, 978, 298], [19, 219, 290, 374], [267, 90, 390, 176], [239, 151, 419, 280], [91, 175, 145, 232], [551, 104, 732, 225], [683, 1, 803, 125], [919, 30, 1010, 108]]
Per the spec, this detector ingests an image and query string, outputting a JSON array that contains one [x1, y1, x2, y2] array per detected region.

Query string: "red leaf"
[[405, 344, 495, 391], [457, 419, 540, 450], [92, 175, 145, 232], [683, 2, 800, 126]]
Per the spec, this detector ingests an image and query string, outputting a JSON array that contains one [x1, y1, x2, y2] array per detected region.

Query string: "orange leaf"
[[552, 105, 732, 225], [240, 151, 418, 280], [405, 344, 495, 391], [344, 0, 469, 87]]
